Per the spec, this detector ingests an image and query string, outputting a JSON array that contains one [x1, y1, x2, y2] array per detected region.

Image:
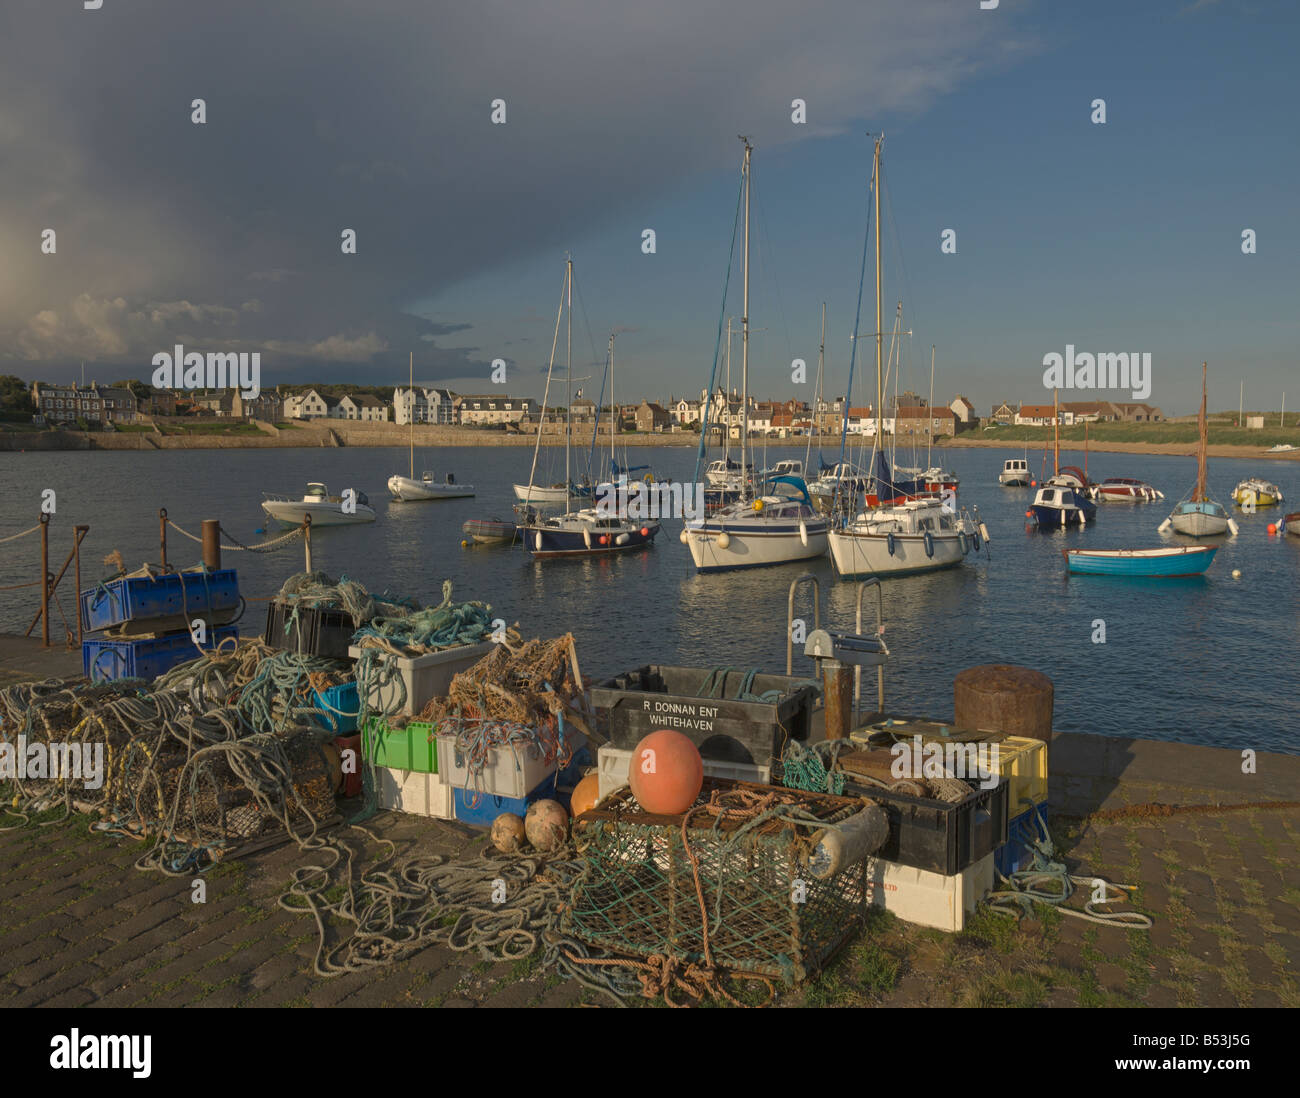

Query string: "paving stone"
[[8, 962, 103, 1007]]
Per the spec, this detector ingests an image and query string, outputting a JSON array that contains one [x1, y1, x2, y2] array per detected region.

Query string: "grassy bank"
[[947, 421, 1300, 448]]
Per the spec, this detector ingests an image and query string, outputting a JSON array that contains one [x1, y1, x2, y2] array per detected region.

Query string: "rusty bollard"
[[953, 664, 1053, 746]]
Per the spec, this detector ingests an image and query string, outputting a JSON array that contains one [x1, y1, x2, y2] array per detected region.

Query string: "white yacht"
[[829, 497, 981, 579], [684, 476, 829, 572]]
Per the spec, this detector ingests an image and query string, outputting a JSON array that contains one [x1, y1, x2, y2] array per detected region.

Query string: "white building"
[[284, 389, 330, 419], [393, 387, 455, 425], [335, 394, 388, 421], [457, 395, 537, 425]]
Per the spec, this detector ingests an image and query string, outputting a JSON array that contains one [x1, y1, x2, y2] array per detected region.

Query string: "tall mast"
[[740, 136, 752, 497], [724, 317, 732, 465], [874, 136, 883, 464], [927, 344, 935, 467], [806, 303, 824, 473], [408, 351, 414, 478], [1053, 388, 1060, 476], [565, 256, 572, 506], [1196, 362, 1208, 501], [608, 333, 616, 476]]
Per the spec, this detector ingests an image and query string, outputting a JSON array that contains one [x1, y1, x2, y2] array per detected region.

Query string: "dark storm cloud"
[[0, 1, 1022, 385]]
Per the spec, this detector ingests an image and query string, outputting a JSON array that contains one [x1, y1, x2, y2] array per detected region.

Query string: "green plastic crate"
[[362, 718, 438, 774]]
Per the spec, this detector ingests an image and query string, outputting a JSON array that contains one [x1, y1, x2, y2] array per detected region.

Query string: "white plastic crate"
[[350, 641, 494, 718], [376, 765, 454, 820], [436, 733, 557, 799], [862, 852, 994, 932], [596, 745, 772, 803]]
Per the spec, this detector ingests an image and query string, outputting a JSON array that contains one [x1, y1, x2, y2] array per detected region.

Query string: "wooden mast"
[[1195, 361, 1208, 502]]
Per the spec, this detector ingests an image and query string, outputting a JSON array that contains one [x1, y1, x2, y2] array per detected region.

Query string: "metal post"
[[303, 515, 313, 572], [855, 578, 886, 721], [201, 519, 221, 571], [40, 513, 50, 647], [786, 572, 821, 675], [159, 507, 169, 570], [74, 525, 88, 645]]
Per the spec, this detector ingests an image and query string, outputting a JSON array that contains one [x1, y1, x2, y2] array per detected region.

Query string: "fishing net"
[[561, 779, 871, 1001], [276, 570, 416, 628]]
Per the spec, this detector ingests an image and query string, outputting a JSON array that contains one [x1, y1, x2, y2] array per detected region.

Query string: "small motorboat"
[[461, 517, 516, 545], [1029, 468, 1097, 528], [1095, 477, 1163, 503], [1265, 444, 1298, 453], [261, 483, 376, 526], [999, 459, 1030, 486], [389, 471, 475, 501], [1282, 511, 1300, 536], [1233, 478, 1284, 507], [1064, 545, 1218, 577]]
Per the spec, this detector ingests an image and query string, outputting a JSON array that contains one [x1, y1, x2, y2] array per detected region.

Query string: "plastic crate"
[[452, 772, 558, 828], [436, 732, 556, 798], [596, 744, 772, 803], [991, 736, 1048, 814], [263, 601, 355, 659], [82, 625, 241, 683], [312, 681, 360, 734], [864, 852, 994, 932], [80, 568, 240, 635], [349, 641, 495, 718], [591, 664, 817, 766], [995, 804, 1051, 877], [363, 717, 438, 773], [841, 777, 1009, 877], [376, 765, 453, 819]]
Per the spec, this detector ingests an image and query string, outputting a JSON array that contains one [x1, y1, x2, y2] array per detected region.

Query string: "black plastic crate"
[[840, 777, 1009, 876], [590, 664, 818, 766], [263, 600, 355, 660]]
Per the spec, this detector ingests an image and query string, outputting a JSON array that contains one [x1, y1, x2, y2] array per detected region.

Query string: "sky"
[[1, 0, 1296, 418]]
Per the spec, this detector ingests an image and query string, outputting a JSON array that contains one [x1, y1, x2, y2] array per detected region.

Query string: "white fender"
[[679, 528, 689, 544], [1227, 518, 1240, 536], [979, 521, 991, 544], [1157, 518, 1172, 534], [615, 532, 629, 545], [534, 531, 543, 551], [1078, 509, 1086, 525], [717, 531, 732, 549], [798, 520, 808, 547], [583, 528, 592, 548]]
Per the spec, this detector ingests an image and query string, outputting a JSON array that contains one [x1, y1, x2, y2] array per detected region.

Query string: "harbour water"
[[1, 444, 1296, 753]]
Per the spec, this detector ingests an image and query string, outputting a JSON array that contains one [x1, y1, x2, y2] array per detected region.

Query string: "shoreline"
[[2, 424, 1298, 460]]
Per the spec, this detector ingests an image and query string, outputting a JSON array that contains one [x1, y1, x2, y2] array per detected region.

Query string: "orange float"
[[628, 729, 703, 815], [569, 772, 601, 817]]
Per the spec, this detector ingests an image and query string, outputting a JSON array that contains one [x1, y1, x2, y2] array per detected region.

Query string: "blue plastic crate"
[[995, 804, 1051, 877], [82, 625, 241, 683], [452, 772, 558, 829], [312, 682, 360, 733], [80, 569, 240, 634]]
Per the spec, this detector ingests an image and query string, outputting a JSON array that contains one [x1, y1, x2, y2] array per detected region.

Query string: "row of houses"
[[666, 389, 982, 437], [989, 400, 1164, 426]]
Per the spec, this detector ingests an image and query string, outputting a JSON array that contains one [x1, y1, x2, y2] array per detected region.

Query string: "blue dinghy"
[[1064, 545, 1218, 577]]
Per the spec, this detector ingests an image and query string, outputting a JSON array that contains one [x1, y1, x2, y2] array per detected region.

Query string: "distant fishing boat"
[[999, 458, 1031, 486], [262, 483, 376, 526], [1064, 545, 1218, 577], [1095, 477, 1162, 503], [1029, 392, 1097, 528], [1233, 478, 1284, 507], [461, 517, 516, 545], [1162, 364, 1237, 538], [389, 352, 474, 501]]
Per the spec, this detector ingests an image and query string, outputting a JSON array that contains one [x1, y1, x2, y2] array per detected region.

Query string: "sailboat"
[[683, 138, 829, 572], [827, 136, 983, 579], [1161, 363, 1238, 537], [388, 353, 475, 501], [521, 287, 661, 559], [1028, 390, 1096, 528], [512, 259, 594, 508]]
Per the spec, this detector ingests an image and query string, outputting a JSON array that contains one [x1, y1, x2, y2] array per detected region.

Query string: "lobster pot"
[[562, 779, 870, 986]]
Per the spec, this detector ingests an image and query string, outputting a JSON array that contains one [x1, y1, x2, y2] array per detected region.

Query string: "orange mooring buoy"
[[628, 729, 703, 815]]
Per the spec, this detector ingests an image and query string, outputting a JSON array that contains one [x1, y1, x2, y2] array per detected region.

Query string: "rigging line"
[[839, 154, 874, 473], [571, 273, 606, 481], [525, 266, 568, 495], [693, 164, 746, 487]]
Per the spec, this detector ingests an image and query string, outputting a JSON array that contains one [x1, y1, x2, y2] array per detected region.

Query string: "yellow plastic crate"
[[992, 736, 1047, 812]]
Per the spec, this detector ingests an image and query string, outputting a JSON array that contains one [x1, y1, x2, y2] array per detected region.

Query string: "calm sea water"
[[2, 443, 1297, 754]]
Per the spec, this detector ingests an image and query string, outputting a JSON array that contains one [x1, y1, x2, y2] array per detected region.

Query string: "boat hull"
[[1065, 546, 1218, 577], [388, 475, 474, 501], [1283, 511, 1300, 536], [999, 474, 1030, 487], [1029, 503, 1094, 527], [1169, 503, 1230, 537], [513, 483, 592, 504], [461, 519, 516, 545], [828, 529, 967, 578], [685, 522, 829, 572], [261, 501, 376, 526], [525, 524, 659, 558]]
